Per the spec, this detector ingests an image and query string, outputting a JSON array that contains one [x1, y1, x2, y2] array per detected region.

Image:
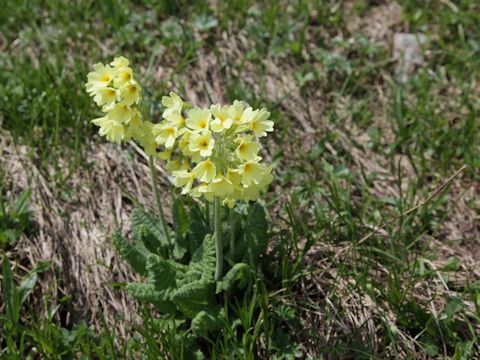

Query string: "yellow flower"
[[222, 197, 237, 208], [158, 148, 173, 161], [124, 110, 143, 140], [191, 183, 214, 202], [186, 107, 211, 132], [226, 168, 242, 186], [107, 104, 132, 123], [210, 104, 233, 132], [178, 130, 192, 156], [209, 174, 233, 198], [153, 123, 179, 149], [135, 121, 158, 156], [169, 159, 190, 173], [240, 107, 257, 125], [190, 152, 202, 164], [235, 136, 259, 162], [121, 81, 141, 106], [239, 161, 265, 186], [228, 100, 245, 125], [192, 160, 216, 183], [92, 87, 118, 107], [110, 56, 130, 68], [92, 116, 124, 144], [114, 66, 133, 88], [172, 170, 195, 194], [164, 110, 185, 127], [189, 131, 215, 157], [162, 92, 183, 111], [86, 63, 116, 94], [259, 166, 273, 187], [250, 108, 273, 137], [162, 92, 184, 120], [242, 183, 261, 202]]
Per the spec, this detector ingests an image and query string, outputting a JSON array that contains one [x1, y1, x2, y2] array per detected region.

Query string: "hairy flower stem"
[[149, 156, 172, 246], [214, 197, 223, 281], [205, 201, 210, 228], [229, 208, 235, 258]]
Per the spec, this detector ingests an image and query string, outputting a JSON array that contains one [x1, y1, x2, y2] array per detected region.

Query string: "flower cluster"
[[156, 93, 274, 207], [86, 56, 157, 154], [86, 58, 274, 207]]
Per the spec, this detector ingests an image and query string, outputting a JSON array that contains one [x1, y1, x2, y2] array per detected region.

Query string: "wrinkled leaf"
[[191, 307, 225, 335], [131, 208, 169, 252], [186, 234, 216, 283], [112, 231, 149, 275], [172, 280, 214, 318], [216, 263, 249, 294], [245, 203, 269, 262]]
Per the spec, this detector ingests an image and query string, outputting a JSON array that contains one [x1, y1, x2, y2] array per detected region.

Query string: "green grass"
[[1, 0, 479, 358]]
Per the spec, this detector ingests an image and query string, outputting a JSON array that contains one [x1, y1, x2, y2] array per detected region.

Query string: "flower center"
[[102, 74, 110, 82]]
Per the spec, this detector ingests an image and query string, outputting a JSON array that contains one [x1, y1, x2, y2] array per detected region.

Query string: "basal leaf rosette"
[[156, 93, 274, 207]]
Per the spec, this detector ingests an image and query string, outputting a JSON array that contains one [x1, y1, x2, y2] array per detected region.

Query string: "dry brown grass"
[[0, 128, 174, 334]]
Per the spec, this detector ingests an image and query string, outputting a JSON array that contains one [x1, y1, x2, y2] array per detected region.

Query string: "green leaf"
[[216, 263, 249, 294], [185, 234, 216, 283], [172, 199, 190, 260], [443, 257, 460, 272], [189, 206, 209, 254], [132, 208, 169, 253], [126, 283, 176, 314], [18, 272, 37, 306], [13, 189, 31, 215], [2, 256, 19, 324], [17, 261, 49, 306], [192, 13, 218, 32], [444, 297, 464, 319], [172, 199, 189, 238], [151, 318, 186, 333], [172, 280, 214, 318], [172, 242, 188, 261], [191, 307, 225, 335], [146, 255, 179, 294], [112, 231, 149, 275], [245, 203, 269, 261], [452, 340, 474, 360]]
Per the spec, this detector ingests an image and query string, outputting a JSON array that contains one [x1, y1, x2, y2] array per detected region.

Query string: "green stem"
[[229, 208, 235, 258], [205, 200, 210, 228], [214, 197, 223, 281], [148, 156, 172, 246]]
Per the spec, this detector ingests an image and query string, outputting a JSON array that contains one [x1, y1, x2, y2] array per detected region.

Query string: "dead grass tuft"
[[0, 129, 171, 334]]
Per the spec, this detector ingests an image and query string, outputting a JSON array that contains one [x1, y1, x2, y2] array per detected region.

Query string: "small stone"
[[393, 33, 427, 82]]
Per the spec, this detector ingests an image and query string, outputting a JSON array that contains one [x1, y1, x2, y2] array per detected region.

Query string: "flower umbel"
[[86, 56, 145, 148], [161, 94, 274, 207], [86, 58, 274, 206]]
